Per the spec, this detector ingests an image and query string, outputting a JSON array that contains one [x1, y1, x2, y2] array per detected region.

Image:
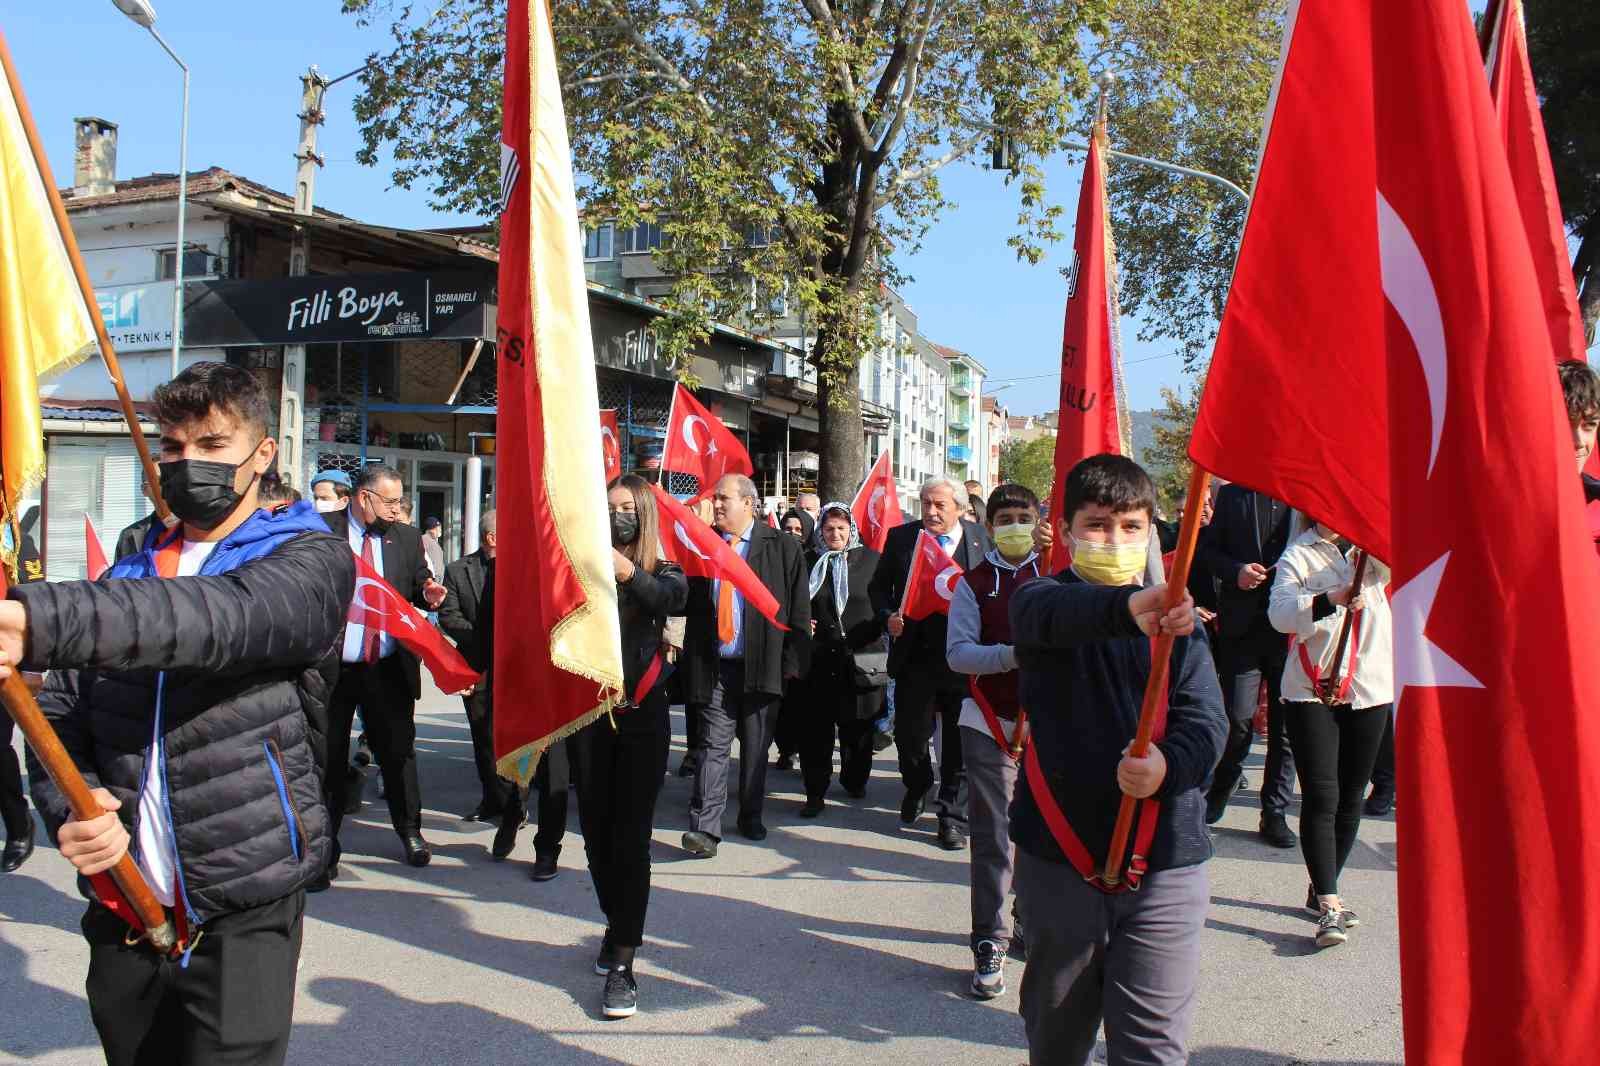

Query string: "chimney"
[[73, 117, 118, 198]]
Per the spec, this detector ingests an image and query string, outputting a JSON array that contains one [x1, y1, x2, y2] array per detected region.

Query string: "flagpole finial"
[[1094, 70, 1115, 128]]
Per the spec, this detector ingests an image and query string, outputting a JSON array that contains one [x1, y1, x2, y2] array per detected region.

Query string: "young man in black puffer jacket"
[[1009, 454, 1225, 1066], [0, 362, 354, 1066]]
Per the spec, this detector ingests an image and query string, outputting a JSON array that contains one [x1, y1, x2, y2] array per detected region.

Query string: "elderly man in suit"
[[870, 477, 993, 851], [681, 474, 809, 859], [317, 464, 447, 886]]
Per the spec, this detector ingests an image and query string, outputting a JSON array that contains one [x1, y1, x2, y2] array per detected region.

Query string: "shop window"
[[157, 246, 213, 281], [43, 437, 154, 582]]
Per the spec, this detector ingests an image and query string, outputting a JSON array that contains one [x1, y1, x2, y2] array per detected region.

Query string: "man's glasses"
[[365, 488, 405, 512]]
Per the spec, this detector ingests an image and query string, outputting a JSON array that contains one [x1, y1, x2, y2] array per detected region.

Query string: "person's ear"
[[251, 436, 277, 477]]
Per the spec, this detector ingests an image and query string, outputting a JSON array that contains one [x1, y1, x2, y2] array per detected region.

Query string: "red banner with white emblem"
[[600, 408, 622, 482], [851, 448, 899, 553], [900, 529, 963, 621], [350, 553, 480, 694], [661, 383, 754, 502], [651, 483, 786, 630]]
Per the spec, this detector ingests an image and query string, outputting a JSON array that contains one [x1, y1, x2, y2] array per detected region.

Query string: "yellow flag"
[[0, 53, 97, 528]]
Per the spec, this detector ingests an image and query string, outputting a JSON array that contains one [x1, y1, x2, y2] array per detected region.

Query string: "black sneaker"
[[872, 731, 894, 753], [529, 852, 560, 882], [602, 965, 638, 1019], [1315, 907, 1348, 949], [594, 931, 618, 976], [971, 939, 1006, 999], [938, 821, 967, 851], [1258, 812, 1297, 849], [1364, 790, 1394, 817]]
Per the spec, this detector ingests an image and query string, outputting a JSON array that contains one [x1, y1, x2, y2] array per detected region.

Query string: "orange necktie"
[[716, 574, 737, 646]]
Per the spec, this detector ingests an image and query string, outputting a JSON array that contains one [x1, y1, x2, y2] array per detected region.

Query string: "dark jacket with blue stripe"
[[1009, 572, 1227, 874], [16, 503, 354, 924]]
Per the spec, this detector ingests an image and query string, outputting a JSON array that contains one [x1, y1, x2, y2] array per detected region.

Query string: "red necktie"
[[362, 533, 382, 663]]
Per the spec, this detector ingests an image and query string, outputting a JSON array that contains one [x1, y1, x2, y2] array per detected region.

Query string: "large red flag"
[[851, 448, 899, 553], [651, 483, 787, 631], [84, 514, 108, 580], [900, 529, 963, 621], [600, 409, 622, 483], [661, 383, 753, 502], [350, 554, 480, 694], [1191, 2, 1600, 1059], [493, 0, 623, 783], [1047, 122, 1128, 570]]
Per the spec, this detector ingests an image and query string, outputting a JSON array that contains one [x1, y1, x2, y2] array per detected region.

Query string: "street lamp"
[[112, 0, 189, 379]]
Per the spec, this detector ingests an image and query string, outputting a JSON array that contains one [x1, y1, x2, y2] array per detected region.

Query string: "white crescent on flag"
[[1376, 189, 1449, 479], [674, 521, 710, 560], [682, 415, 709, 455], [867, 485, 887, 532], [934, 564, 962, 601], [353, 576, 418, 631]]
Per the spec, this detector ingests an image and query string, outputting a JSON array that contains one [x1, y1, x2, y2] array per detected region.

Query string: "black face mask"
[[610, 512, 639, 546], [159, 449, 260, 530], [365, 515, 395, 537]]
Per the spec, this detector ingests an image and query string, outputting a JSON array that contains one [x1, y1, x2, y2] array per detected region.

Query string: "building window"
[[745, 223, 779, 248], [623, 222, 664, 254], [157, 247, 211, 281], [584, 223, 614, 261]]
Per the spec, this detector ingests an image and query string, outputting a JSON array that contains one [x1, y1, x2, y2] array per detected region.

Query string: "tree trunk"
[[1575, 217, 1598, 348], [817, 354, 865, 503]]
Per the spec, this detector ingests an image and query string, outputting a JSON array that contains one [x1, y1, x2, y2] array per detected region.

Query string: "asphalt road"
[[0, 683, 1402, 1065]]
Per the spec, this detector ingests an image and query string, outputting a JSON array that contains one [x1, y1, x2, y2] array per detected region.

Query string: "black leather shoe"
[[938, 822, 968, 851], [402, 834, 433, 867], [2, 825, 35, 872], [799, 798, 824, 818], [845, 786, 867, 800], [1259, 813, 1297, 849], [738, 818, 768, 841], [492, 809, 524, 860], [529, 852, 559, 882], [872, 732, 894, 753], [1364, 791, 1394, 817], [775, 753, 796, 772], [307, 862, 338, 893], [681, 831, 718, 858], [462, 802, 502, 823], [1203, 789, 1229, 826], [900, 790, 927, 825]]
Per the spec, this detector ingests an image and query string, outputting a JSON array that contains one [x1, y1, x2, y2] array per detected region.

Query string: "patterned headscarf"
[[808, 501, 861, 617]]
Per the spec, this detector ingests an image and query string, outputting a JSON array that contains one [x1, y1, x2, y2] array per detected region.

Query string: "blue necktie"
[[938, 534, 952, 552]]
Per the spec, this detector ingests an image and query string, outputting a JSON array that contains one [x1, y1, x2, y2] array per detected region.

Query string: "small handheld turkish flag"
[[651, 484, 787, 631], [900, 529, 963, 621], [600, 409, 622, 483], [350, 554, 481, 694], [851, 449, 899, 553], [84, 514, 109, 580], [661, 384, 754, 502]]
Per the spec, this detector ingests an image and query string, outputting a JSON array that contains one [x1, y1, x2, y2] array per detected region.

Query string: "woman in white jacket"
[[1268, 517, 1393, 950]]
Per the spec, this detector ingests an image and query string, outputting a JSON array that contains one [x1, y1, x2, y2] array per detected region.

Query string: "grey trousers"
[[688, 660, 778, 838], [962, 724, 1018, 951], [1014, 849, 1207, 1066]]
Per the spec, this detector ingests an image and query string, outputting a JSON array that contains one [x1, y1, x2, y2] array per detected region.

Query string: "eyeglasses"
[[364, 487, 405, 512]]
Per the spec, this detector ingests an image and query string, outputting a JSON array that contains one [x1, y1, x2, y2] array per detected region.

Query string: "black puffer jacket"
[[619, 560, 687, 695], [17, 506, 354, 924]]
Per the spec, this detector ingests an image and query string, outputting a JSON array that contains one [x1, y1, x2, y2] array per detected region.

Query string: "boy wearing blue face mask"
[[1008, 454, 1226, 1066], [946, 483, 1046, 1000]]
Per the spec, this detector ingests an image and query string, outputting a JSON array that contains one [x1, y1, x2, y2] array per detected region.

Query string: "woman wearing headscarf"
[[799, 502, 886, 817], [770, 506, 817, 772]]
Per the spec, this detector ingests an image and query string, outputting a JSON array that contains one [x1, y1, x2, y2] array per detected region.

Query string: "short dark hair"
[[1558, 360, 1600, 426], [152, 361, 269, 438], [1062, 454, 1157, 525], [356, 464, 404, 492], [986, 482, 1039, 518], [257, 472, 300, 507]]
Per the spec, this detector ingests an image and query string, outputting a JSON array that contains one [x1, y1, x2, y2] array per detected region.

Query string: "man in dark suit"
[[317, 464, 447, 884], [1194, 484, 1298, 848], [681, 474, 809, 858], [870, 477, 992, 851]]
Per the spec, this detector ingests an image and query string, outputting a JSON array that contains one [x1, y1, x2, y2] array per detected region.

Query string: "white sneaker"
[[971, 939, 1006, 999]]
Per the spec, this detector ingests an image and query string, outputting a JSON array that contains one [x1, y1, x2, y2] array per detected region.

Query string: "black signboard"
[[184, 271, 495, 347]]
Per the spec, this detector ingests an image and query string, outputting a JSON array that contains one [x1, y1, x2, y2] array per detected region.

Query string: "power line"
[[983, 349, 1185, 389]]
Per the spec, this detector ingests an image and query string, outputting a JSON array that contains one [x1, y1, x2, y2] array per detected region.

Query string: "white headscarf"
[[808, 502, 861, 619]]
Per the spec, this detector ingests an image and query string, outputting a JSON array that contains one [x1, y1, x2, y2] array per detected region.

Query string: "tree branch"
[[876, 127, 988, 209], [873, 0, 940, 156], [563, 71, 672, 91], [799, 0, 876, 150], [588, 0, 715, 119]]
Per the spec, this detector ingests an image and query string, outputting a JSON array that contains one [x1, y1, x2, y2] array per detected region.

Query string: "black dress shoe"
[[402, 834, 433, 867], [307, 862, 339, 893], [872, 732, 894, 753], [775, 753, 795, 772], [681, 831, 718, 858], [738, 818, 768, 841], [845, 786, 867, 800], [938, 822, 968, 851], [1258, 813, 1297, 849], [2, 825, 35, 872], [529, 852, 560, 881], [799, 798, 824, 818], [462, 802, 502, 823], [1363, 791, 1394, 817], [1203, 789, 1229, 826], [492, 809, 524, 860], [900, 790, 927, 825]]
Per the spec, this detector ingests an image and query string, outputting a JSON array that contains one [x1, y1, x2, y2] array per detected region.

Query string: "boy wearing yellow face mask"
[[945, 483, 1045, 1000], [1008, 454, 1226, 1066]]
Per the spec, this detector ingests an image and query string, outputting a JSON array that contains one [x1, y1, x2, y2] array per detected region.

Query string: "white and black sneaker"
[[594, 931, 618, 976], [1314, 907, 1348, 949], [1305, 885, 1360, 930], [602, 965, 638, 1019], [971, 939, 1006, 999]]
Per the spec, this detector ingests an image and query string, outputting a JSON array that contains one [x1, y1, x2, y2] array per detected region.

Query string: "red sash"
[[1020, 638, 1170, 894], [968, 677, 1019, 759], [1293, 609, 1363, 704]]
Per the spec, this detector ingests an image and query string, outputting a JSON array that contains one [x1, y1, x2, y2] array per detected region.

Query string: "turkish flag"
[[84, 514, 108, 579], [765, 512, 778, 530], [851, 449, 899, 553], [600, 409, 622, 482], [661, 384, 753, 502], [350, 553, 480, 694], [1047, 124, 1129, 573], [900, 529, 963, 621], [1191, 3, 1600, 1060], [651, 483, 787, 631]]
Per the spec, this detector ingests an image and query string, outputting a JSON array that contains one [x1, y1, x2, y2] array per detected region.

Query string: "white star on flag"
[[1391, 552, 1483, 709]]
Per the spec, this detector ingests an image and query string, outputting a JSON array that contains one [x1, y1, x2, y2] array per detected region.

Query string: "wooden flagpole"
[[1101, 463, 1211, 887], [0, 30, 176, 951]]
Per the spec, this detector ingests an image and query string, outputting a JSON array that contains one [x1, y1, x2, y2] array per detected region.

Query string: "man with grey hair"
[[796, 492, 821, 521], [680, 474, 809, 858], [870, 475, 991, 850]]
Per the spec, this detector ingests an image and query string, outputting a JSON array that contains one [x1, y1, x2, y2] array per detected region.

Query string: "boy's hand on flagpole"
[[0, 601, 25, 679], [1117, 743, 1167, 799], [886, 611, 905, 638], [57, 788, 129, 876], [1128, 586, 1197, 638]]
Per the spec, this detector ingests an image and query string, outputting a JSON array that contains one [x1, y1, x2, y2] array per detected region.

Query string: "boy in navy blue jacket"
[[1009, 454, 1226, 1066]]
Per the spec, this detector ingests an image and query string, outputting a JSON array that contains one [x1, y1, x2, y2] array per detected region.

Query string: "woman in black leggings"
[[569, 475, 688, 1017], [1268, 517, 1392, 949]]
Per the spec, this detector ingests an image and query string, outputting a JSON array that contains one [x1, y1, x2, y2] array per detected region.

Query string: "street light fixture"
[[112, 0, 189, 380]]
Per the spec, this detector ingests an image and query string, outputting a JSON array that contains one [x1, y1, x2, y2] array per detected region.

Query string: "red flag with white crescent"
[[661, 383, 753, 502], [900, 529, 963, 621], [1190, 2, 1600, 1058], [84, 513, 108, 579], [350, 553, 480, 694], [851, 448, 899, 553], [600, 409, 622, 482], [651, 483, 787, 631]]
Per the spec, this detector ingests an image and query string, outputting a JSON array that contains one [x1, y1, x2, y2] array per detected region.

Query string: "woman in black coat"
[[799, 502, 885, 817], [569, 474, 689, 1019]]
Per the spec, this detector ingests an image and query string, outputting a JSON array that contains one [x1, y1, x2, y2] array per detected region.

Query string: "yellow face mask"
[[992, 523, 1035, 560], [1070, 536, 1147, 586]]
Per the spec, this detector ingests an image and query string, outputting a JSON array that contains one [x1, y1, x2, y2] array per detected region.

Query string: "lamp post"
[[112, 0, 188, 380]]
